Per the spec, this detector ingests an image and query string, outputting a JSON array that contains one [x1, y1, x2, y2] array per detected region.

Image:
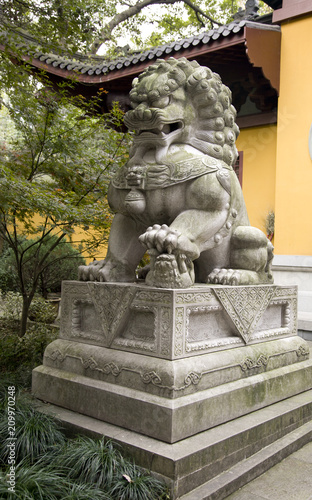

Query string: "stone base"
[[32, 282, 312, 496], [273, 255, 312, 340], [36, 389, 312, 499], [32, 282, 311, 444], [32, 336, 311, 443]]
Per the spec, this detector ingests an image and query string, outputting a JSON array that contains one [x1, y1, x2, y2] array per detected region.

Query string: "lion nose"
[[135, 104, 146, 120], [134, 105, 152, 121]]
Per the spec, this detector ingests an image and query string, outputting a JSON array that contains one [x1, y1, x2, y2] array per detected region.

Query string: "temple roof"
[[0, 17, 281, 126], [0, 20, 278, 81]]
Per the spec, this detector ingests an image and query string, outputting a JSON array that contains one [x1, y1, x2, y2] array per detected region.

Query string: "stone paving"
[[224, 441, 312, 500]]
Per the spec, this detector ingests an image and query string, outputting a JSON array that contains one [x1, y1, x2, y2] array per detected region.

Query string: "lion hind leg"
[[207, 226, 274, 286]]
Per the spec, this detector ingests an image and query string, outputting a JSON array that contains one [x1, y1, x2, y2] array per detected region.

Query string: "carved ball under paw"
[[146, 253, 194, 288]]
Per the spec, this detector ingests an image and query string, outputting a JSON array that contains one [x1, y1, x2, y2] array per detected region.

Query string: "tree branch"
[[90, 0, 222, 53]]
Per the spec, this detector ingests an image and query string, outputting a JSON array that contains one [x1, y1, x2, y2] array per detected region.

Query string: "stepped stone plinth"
[[33, 282, 311, 444]]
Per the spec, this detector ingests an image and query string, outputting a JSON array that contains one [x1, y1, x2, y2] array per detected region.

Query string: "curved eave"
[[0, 21, 281, 122], [1, 21, 280, 93]]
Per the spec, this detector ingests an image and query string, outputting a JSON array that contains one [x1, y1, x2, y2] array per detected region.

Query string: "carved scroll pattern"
[[239, 355, 269, 372], [45, 347, 290, 393], [160, 307, 171, 356], [174, 307, 185, 356], [176, 291, 214, 304], [135, 291, 171, 303], [45, 349, 207, 391]]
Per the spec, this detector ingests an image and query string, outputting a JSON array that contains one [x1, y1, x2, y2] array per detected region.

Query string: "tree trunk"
[[19, 295, 31, 338]]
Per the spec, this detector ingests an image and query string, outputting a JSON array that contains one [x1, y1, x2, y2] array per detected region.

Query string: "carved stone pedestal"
[[32, 282, 312, 497]]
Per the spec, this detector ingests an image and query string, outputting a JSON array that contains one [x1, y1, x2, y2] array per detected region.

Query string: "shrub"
[[0, 237, 85, 297], [110, 462, 170, 500], [0, 321, 58, 373], [0, 247, 19, 294], [0, 394, 169, 499], [58, 481, 112, 500], [0, 460, 68, 500], [54, 436, 169, 499], [0, 291, 23, 321], [27, 296, 57, 324], [0, 461, 113, 499], [56, 437, 125, 490]]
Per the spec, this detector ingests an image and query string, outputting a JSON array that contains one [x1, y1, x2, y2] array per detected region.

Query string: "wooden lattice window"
[[233, 151, 243, 187]]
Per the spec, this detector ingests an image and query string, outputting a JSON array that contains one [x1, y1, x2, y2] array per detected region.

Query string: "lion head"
[[124, 57, 239, 167]]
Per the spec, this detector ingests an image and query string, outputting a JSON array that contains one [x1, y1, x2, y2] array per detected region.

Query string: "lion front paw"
[[78, 259, 135, 282], [139, 224, 181, 254], [139, 224, 200, 260], [78, 260, 104, 281]]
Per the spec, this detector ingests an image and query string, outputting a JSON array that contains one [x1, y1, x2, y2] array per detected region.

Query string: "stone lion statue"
[[79, 57, 273, 288]]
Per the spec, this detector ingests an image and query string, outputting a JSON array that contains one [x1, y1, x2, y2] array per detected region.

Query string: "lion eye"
[[151, 96, 170, 108]]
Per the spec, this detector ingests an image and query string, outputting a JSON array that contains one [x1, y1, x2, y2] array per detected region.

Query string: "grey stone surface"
[[58, 281, 298, 359], [40, 336, 309, 397], [272, 255, 312, 338], [32, 282, 311, 443], [79, 58, 274, 288], [32, 354, 312, 443], [35, 390, 312, 499], [224, 441, 312, 500]]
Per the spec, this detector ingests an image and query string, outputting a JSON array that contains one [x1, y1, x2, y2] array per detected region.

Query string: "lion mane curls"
[[129, 57, 239, 167]]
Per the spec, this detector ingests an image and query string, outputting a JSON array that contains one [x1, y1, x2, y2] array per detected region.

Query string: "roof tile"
[[1, 19, 281, 79]]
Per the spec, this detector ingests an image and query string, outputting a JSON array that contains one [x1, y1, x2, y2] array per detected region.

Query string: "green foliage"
[[110, 462, 170, 500], [0, 55, 131, 335], [0, 461, 112, 499], [28, 297, 57, 324], [0, 404, 65, 465], [0, 292, 23, 321], [0, 247, 20, 294], [0, 320, 59, 372], [0, 237, 85, 296], [1, 292, 57, 324], [265, 210, 275, 238], [0, 0, 116, 55], [0, 393, 169, 499], [0, 0, 273, 57], [0, 63, 127, 242], [56, 437, 125, 489], [56, 481, 112, 500], [0, 462, 68, 500], [51, 436, 169, 499]]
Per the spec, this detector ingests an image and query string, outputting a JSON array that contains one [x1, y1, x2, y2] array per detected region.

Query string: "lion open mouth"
[[137, 121, 183, 137]]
